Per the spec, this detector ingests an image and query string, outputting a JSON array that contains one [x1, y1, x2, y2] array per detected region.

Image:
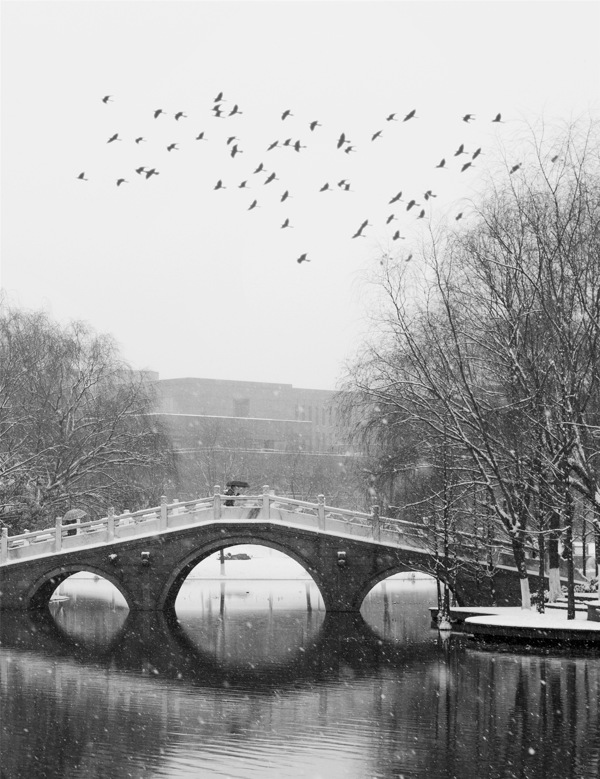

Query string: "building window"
[[234, 398, 250, 417]]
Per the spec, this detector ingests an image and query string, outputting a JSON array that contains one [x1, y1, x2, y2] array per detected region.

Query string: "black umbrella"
[[226, 480, 249, 488]]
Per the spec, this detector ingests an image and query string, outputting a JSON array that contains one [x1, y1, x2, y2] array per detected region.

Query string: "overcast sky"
[[2, 0, 599, 390]]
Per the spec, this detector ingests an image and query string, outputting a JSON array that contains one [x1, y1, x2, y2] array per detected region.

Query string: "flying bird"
[[281, 218, 292, 229], [344, 145, 356, 154], [403, 109, 417, 121], [352, 219, 369, 238], [280, 190, 290, 202], [406, 199, 419, 211], [167, 143, 179, 152], [551, 155, 559, 163], [116, 178, 128, 186], [293, 140, 305, 152], [214, 179, 225, 190], [212, 105, 224, 118], [392, 231, 405, 241], [153, 109, 164, 119], [386, 214, 396, 224], [405, 254, 413, 262], [107, 133, 121, 143], [336, 133, 348, 149], [214, 91, 224, 102], [472, 147, 482, 159], [135, 166, 146, 175], [492, 113, 503, 122], [281, 109, 293, 120], [297, 253, 310, 263], [229, 104, 242, 116], [253, 163, 266, 174], [196, 132, 206, 141], [319, 183, 330, 192], [135, 137, 146, 144], [461, 162, 473, 172], [371, 130, 383, 141], [462, 114, 475, 122], [454, 144, 467, 156], [436, 158, 446, 168], [424, 190, 437, 200], [309, 120, 322, 131], [76, 172, 88, 181], [386, 113, 397, 122], [455, 212, 463, 221], [510, 163, 521, 174], [101, 95, 113, 104], [248, 200, 258, 210], [264, 172, 278, 184], [389, 191, 403, 204], [174, 111, 187, 121], [238, 181, 248, 189], [145, 168, 159, 179], [230, 144, 242, 158], [417, 209, 426, 219], [267, 140, 279, 151], [227, 136, 238, 145]]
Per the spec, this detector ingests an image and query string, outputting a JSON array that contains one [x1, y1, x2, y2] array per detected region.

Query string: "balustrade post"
[[55, 517, 63, 552], [213, 485, 222, 520], [372, 505, 381, 541], [262, 485, 271, 519], [160, 495, 168, 530], [317, 494, 325, 531], [1, 527, 8, 564], [107, 507, 115, 541]]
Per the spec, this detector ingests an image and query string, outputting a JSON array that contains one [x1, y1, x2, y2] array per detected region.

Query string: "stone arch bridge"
[[0, 487, 545, 614]]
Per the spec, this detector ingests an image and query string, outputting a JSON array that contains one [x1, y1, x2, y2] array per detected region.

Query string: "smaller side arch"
[[158, 534, 326, 614], [26, 564, 133, 611], [353, 564, 440, 612]]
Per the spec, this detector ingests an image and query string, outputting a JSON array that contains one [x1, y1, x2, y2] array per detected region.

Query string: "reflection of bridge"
[[0, 488, 543, 612]]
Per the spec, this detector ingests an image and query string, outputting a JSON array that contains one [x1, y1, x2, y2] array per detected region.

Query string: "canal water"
[[1, 549, 599, 779]]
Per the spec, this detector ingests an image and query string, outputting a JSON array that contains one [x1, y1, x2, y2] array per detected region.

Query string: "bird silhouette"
[[253, 163, 266, 174], [454, 144, 467, 156], [297, 253, 310, 263], [167, 143, 179, 152], [267, 141, 279, 151], [319, 183, 330, 192], [282, 138, 292, 147], [309, 120, 322, 131], [77, 172, 88, 181], [196, 132, 206, 141], [392, 231, 405, 241], [403, 109, 417, 121], [455, 212, 463, 221], [229, 104, 242, 116], [281, 109, 293, 120], [371, 130, 383, 141], [102, 95, 113, 104], [424, 190, 437, 200], [135, 137, 146, 144], [248, 200, 258, 210], [337, 179, 348, 188], [352, 219, 369, 238], [214, 91, 224, 102], [344, 145, 356, 154], [174, 111, 187, 121], [386, 214, 396, 224], [281, 218, 292, 229], [264, 172, 278, 184], [386, 113, 397, 122], [116, 178, 128, 186], [214, 179, 225, 190], [293, 140, 306, 152], [417, 209, 425, 219], [462, 114, 475, 122], [212, 105, 224, 118], [436, 158, 446, 168], [461, 162, 473, 172], [230, 144, 242, 158], [238, 181, 248, 189], [492, 113, 503, 122], [406, 199, 419, 211], [107, 133, 121, 143], [472, 147, 482, 159], [551, 155, 559, 163], [510, 163, 521, 174], [280, 190, 291, 202], [336, 133, 348, 149], [153, 109, 164, 119], [389, 191, 403, 204], [145, 168, 159, 179], [135, 166, 146, 175], [226, 136, 238, 145], [405, 254, 413, 262]]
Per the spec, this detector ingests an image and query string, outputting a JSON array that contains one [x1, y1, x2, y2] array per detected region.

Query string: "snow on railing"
[[0, 485, 506, 565]]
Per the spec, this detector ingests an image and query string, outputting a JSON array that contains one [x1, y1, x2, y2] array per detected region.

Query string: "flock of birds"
[[77, 93, 522, 264]]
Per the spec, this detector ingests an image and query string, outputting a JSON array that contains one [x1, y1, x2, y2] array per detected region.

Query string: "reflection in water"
[[0, 578, 599, 779]]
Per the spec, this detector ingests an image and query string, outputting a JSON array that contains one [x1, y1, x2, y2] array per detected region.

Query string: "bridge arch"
[[158, 534, 326, 614], [353, 562, 450, 612], [26, 564, 133, 611]]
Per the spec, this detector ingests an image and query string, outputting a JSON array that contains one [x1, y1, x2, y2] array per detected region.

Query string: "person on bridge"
[[224, 486, 239, 507]]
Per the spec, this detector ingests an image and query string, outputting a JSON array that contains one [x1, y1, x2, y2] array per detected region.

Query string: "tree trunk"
[[548, 508, 562, 602], [511, 537, 531, 609], [537, 531, 546, 613]]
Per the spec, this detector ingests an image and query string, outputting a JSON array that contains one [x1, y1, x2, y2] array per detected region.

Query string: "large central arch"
[[158, 533, 326, 615]]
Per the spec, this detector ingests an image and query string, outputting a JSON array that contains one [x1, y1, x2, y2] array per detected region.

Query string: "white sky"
[[2, 0, 599, 390]]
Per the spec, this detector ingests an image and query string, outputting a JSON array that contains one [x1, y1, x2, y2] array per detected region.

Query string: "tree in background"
[[0, 303, 176, 532]]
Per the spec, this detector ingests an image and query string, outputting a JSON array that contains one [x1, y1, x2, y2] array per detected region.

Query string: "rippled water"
[[1, 572, 599, 779]]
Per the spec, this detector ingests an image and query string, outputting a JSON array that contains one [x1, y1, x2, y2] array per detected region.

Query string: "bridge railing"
[[0, 485, 513, 566]]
